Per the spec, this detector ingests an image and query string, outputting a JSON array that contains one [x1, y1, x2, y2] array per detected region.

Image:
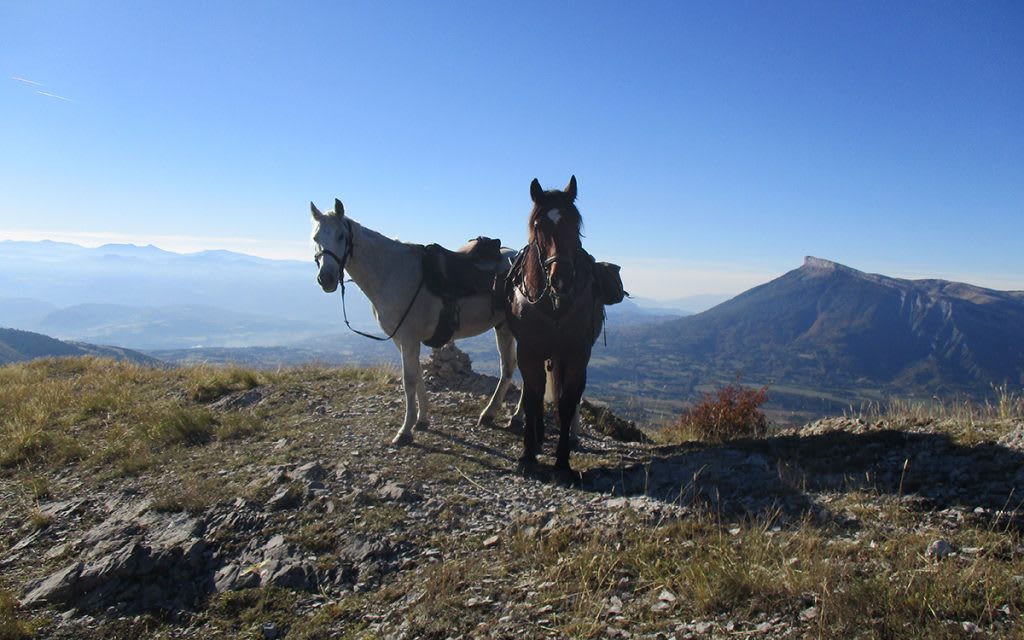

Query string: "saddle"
[[422, 236, 505, 300], [421, 236, 507, 348]]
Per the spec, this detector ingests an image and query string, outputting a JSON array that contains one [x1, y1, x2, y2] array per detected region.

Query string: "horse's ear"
[[310, 202, 323, 221], [565, 175, 577, 201], [334, 198, 345, 217], [530, 178, 543, 203]]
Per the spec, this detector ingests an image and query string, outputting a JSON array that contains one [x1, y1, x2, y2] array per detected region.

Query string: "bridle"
[[517, 234, 576, 309], [315, 217, 423, 342], [314, 218, 354, 273]]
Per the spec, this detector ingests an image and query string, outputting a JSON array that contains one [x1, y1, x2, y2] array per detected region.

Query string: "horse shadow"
[[578, 428, 1024, 530], [408, 427, 519, 475]]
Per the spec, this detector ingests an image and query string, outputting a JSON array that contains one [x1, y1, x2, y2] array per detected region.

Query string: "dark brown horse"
[[505, 175, 604, 479]]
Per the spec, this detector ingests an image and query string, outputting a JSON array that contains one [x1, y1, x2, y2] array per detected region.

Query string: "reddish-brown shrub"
[[673, 380, 769, 443]]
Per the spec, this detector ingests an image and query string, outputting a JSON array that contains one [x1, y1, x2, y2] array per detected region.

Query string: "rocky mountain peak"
[[800, 256, 865, 278]]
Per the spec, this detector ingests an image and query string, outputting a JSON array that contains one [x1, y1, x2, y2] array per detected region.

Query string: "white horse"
[[311, 198, 525, 445]]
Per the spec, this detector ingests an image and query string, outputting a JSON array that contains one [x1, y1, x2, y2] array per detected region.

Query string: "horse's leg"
[[478, 325, 517, 427], [516, 351, 546, 474], [391, 339, 422, 446], [555, 362, 587, 474], [547, 362, 579, 448], [542, 360, 561, 449], [415, 354, 430, 430], [569, 403, 581, 447], [508, 380, 526, 431]]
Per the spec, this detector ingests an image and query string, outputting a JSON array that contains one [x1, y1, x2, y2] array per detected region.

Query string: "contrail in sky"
[[37, 90, 73, 102], [12, 75, 74, 101], [11, 75, 43, 86]]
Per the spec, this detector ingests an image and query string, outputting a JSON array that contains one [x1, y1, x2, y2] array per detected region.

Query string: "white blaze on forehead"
[[546, 208, 561, 224]]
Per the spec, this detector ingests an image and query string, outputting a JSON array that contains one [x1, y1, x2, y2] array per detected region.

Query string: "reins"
[[317, 219, 424, 342], [340, 276, 423, 342], [516, 240, 555, 305]]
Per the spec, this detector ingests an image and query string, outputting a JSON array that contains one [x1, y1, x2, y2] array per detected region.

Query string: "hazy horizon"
[[3, 236, 1023, 302]]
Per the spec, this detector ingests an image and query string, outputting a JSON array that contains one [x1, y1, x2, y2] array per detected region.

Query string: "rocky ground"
[[1, 347, 1023, 638]]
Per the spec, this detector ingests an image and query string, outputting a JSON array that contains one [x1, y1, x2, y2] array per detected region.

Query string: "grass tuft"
[[185, 365, 263, 403], [27, 508, 55, 531], [215, 413, 263, 441], [145, 406, 215, 446], [0, 588, 32, 640], [151, 476, 224, 514]]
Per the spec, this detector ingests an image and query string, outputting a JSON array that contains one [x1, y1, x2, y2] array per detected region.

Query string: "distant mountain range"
[[0, 240, 378, 349], [0, 327, 161, 366], [0, 240, 689, 350], [5, 240, 1021, 423], [629, 294, 730, 316], [589, 257, 1024, 416]]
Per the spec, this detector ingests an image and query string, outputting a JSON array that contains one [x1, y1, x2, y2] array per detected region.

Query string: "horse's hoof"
[[552, 465, 580, 487], [415, 420, 430, 431], [507, 418, 524, 434], [391, 430, 413, 446], [516, 456, 538, 477], [477, 415, 495, 428]]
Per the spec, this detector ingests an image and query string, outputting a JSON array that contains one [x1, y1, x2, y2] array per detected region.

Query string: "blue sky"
[[2, 1, 1022, 299]]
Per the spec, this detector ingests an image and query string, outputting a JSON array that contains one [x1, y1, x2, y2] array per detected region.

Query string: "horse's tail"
[[546, 359, 581, 440]]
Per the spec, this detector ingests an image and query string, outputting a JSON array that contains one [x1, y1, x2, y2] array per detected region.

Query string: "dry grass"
[[2, 357, 1021, 638], [0, 357, 392, 478], [849, 382, 1024, 444], [496, 505, 1023, 638], [183, 365, 263, 402], [151, 475, 230, 514], [0, 587, 33, 640], [0, 357, 402, 472]]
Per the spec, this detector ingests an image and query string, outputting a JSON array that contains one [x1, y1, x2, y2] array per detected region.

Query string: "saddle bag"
[[593, 261, 627, 305]]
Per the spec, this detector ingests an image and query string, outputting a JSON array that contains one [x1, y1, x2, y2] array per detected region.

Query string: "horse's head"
[[310, 198, 352, 293], [526, 175, 582, 306]]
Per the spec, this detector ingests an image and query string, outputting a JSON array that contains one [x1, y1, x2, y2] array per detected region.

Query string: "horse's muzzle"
[[318, 275, 339, 293], [549, 262, 574, 301]]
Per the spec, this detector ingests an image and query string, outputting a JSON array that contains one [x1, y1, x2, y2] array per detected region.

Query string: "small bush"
[[669, 380, 769, 443]]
